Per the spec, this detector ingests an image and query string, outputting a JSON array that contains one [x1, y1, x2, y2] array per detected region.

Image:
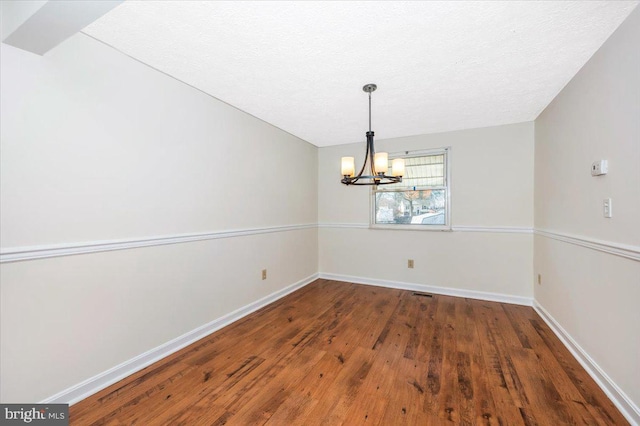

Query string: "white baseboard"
[[41, 273, 319, 405], [533, 301, 639, 425], [318, 273, 532, 306]]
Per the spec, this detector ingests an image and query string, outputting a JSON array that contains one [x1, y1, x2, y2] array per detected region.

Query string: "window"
[[372, 148, 450, 229]]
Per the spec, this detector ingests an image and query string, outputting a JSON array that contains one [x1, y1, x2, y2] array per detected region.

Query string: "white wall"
[[319, 122, 534, 299], [534, 5, 640, 418], [0, 33, 318, 402], [0, 0, 47, 40]]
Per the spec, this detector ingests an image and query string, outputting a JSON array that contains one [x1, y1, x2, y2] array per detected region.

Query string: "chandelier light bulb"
[[374, 152, 388, 174], [391, 158, 405, 177], [341, 157, 355, 177]]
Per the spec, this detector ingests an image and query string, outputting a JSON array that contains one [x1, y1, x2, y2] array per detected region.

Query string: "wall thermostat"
[[591, 160, 608, 176]]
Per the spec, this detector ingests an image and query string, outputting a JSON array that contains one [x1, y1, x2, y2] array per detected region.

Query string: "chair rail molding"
[[0, 224, 316, 263], [535, 228, 640, 261]]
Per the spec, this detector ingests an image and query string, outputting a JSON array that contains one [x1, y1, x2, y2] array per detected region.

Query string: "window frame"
[[369, 147, 452, 231]]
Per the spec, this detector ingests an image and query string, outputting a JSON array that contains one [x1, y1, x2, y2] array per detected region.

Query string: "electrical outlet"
[[408, 259, 414, 269], [262, 269, 267, 280], [537, 274, 542, 285]]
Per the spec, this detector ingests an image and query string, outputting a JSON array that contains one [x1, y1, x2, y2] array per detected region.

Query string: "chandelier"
[[341, 84, 405, 185]]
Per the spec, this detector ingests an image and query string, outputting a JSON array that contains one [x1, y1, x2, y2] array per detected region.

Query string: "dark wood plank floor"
[[70, 279, 628, 425]]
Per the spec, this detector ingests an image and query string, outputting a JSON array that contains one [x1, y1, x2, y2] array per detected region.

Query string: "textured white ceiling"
[[84, 1, 638, 147]]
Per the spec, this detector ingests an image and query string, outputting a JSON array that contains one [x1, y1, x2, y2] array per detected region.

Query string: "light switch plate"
[[603, 198, 612, 218]]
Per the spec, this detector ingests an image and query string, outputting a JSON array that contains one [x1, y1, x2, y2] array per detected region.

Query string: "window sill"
[[369, 224, 452, 232]]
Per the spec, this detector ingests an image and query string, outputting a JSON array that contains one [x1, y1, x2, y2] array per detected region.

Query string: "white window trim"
[[369, 147, 452, 231]]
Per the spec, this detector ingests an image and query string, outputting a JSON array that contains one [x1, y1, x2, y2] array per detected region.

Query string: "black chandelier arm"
[[341, 174, 402, 186], [354, 133, 370, 179], [348, 130, 377, 183], [367, 131, 377, 175]]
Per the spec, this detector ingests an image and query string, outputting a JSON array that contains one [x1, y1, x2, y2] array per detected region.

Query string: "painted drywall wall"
[[0, 0, 47, 40], [0, 33, 318, 402], [318, 122, 534, 298], [1, 37, 317, 248], [534, 5, 640, 415]]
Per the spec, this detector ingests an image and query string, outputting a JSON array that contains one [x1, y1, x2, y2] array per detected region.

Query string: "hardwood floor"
[[70, 279, 628, 425]]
